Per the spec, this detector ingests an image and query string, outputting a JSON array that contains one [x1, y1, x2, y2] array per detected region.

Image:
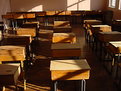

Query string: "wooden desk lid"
[[99, 31, 121, 35], [51, 43, 81, 49], [50, 59, 91, 71], [109, 41, 121, 47]]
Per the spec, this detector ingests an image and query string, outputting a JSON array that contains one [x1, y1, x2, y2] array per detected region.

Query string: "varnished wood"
[[108, 41, 121, 53], [91, 25, 112, 34], [0, 63, 21, 84], [0, 46, 25, 61], [3, 35, 32, 46], [15, 28, 36, 37], [52, 33, 76, 43], [50, 59, 90, 80], [98, 31, 121, 42]]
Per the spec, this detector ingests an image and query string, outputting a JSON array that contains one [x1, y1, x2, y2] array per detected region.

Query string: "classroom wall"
[[0, 0, 11, 21], [10, 0, 106, 12]]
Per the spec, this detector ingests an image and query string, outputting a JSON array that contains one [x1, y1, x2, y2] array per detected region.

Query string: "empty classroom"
[[0, 0, 121, 91]]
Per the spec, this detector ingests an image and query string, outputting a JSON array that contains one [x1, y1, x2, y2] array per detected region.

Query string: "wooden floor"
[[4, 24, 120, 91]]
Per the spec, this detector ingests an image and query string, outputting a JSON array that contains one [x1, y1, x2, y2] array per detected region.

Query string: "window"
[[119, 0, 121, 10], [109, 0, 116, 8]]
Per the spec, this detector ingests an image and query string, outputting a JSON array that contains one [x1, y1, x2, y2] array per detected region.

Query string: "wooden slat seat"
[[52, 33, 76, 43]]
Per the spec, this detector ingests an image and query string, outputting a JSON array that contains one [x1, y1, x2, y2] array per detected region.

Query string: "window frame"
[[119, 0, 121, 10], [109, 0, 117, 8]]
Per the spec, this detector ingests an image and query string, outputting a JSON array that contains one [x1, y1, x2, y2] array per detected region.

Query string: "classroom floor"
[[4, 24, 120, 91]]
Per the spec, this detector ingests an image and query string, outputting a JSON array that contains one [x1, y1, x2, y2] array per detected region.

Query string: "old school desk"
[[50, 59, 91, 91]]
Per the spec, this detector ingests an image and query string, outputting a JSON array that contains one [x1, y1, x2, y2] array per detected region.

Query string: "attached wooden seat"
[[0, 63, 21, 90], [51, 43, 81, 58], [52, 33, 76, 43]]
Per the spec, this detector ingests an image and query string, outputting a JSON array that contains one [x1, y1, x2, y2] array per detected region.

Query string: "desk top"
[[3, 35, 32, 45], [91, 25, 110, 27], [109, 41, 121, 47], [50, 59, 90, 71], [53, 33, 75, 37], [50, 59, 91, 80], [0, 46, 25, 61], [98, 31, 121, 42]]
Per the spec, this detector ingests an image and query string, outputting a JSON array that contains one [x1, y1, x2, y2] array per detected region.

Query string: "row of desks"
[[0, 27, 36, 90], [0, 20, 91, 91], [84, 19, 121, 89]]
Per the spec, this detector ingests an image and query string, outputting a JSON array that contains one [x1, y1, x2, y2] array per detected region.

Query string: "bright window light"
[[119, 0, 121, 10], [109, 0, 116, 8]]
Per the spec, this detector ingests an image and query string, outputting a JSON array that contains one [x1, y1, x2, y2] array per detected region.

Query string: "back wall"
[[10, 0, 106, 12]]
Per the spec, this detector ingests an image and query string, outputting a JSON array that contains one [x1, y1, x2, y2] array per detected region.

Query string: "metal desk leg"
[[12, 20, 15, 29], [54, 81, 58, 91], [21, 61, 26, 90], [81, 79, 86, 91]]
